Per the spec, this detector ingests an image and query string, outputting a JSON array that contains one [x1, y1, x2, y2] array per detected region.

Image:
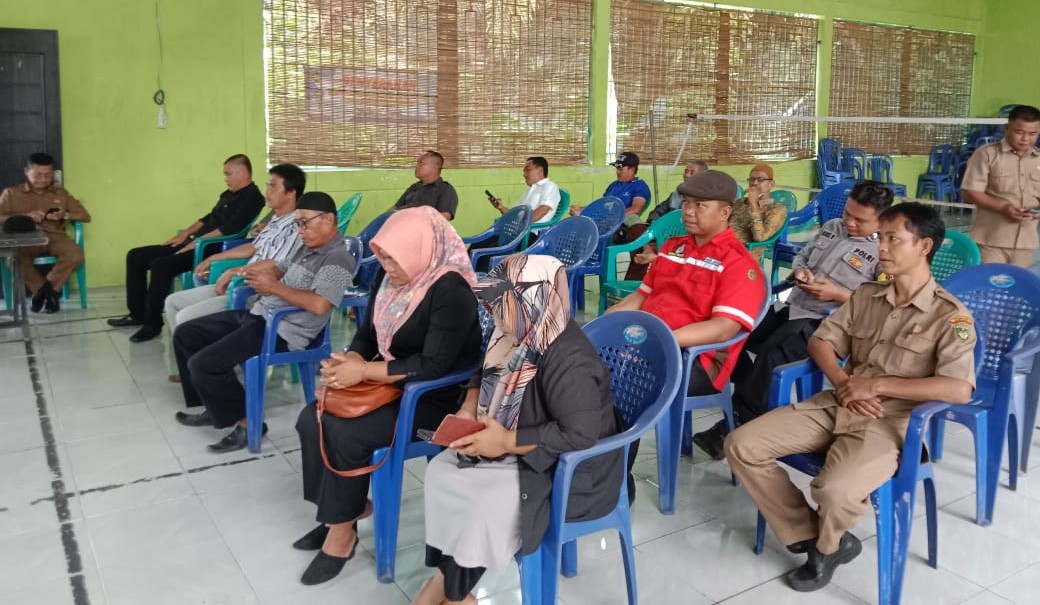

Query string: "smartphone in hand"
[[485, 190, 499, 206]]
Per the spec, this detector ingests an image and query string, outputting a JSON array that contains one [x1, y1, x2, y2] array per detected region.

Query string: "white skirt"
[[424, 449, 522, 571]]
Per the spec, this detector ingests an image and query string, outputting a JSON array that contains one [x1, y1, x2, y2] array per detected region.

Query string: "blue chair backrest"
[[582, 310, 682, 430], [526, 216, 599, 270], [843, 148, 867, 179], [493, 205, 534, 246], [931, 230, 980, 283], [343, 236, 363, 267], [815, 182, 852, 224], [818, 138, 843, 171], [942, 265, 1040, 383], [867, 154, 895, 183], [580, 196, 626, 265], [927, 145, 957, 175], [355, 211, 393, 288]]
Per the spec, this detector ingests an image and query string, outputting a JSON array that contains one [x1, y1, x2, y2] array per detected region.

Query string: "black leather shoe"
[[692, 419, 729, 461], [31, 283, 51, 313], [207, 423, 268, 453], [129, 325, 162, 342], [293, 525, 330, 551], [107, 315, 143, 327], [300, 535, 358, 585], [175, 409, 214, 427], [786, 531, 862, 592], [44, 289, 61, 313]]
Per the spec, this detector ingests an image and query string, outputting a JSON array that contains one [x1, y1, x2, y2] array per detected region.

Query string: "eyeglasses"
[[748, 177, 772, 184], [294, 213, 327, 230]]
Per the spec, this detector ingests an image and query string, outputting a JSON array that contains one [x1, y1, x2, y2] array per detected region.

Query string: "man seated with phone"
[[691, 180, 893, 459], [486, 156, 561, 233], [0, 152, 92, 313]]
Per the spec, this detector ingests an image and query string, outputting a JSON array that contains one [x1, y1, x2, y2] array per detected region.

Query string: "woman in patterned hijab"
[[415, 254, 623, 605]]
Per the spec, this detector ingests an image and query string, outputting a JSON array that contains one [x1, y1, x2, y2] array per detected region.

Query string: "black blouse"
[[514, 321, 623, 553]]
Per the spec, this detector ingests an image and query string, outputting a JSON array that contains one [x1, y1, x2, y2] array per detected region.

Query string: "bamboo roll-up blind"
[[610, 0, 818, 164], [265, 0, 592, 168], [829, 20, 975, 155]]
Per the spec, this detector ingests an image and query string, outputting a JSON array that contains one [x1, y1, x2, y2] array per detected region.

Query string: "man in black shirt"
[[108, 154, 265, 342], [391, 150, 458, 220]]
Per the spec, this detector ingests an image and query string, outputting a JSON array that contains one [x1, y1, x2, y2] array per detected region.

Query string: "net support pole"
[[647, 107, 660, 209]]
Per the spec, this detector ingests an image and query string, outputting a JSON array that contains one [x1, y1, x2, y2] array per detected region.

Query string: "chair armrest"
[[71, 221, 84, 246], [231, 285, 257, 310], [602, 230, 653, 282], [209, 259, 248, 284], [462, 228, 495, 246], [395, 364, 481, 445], [768, 359, 820, 409], [261, 305, 306, 356], [898, 401, 953, 483], [221, 238, 253, 252], [681, 331, 753, 384], [470, 238, 524, 268]]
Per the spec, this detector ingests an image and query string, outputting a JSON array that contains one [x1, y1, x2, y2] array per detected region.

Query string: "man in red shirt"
[[607, 170, 766, 396]]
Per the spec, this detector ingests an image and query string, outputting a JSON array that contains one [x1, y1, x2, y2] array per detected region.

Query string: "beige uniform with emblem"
[[725, 279, 976, 553], [0, 184, 91, 293], [962, 140, 1040, 267]]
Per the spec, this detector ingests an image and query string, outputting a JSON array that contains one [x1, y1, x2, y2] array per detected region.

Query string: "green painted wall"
[[2, 0, 1030, 287], [974, 0, 1040, 114]]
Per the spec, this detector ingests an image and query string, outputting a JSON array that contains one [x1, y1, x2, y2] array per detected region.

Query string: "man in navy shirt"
[[571, 151, 652, 218]]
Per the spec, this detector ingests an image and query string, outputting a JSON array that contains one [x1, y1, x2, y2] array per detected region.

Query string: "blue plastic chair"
[[816, 182, 853, 224], [656, 297, 769, 514], [842, 148, 868, 181], [523, 189, 571, 248], [180, 217, 261, 290], [371, 306, 496, 583], [817, 138, 853, 188], [1, 220, 88, 310], [768, 198, 821, 287], [916, 145, 957, 202], [572, 196, 626, 311], [929, 265, 1040, 525], [341, 211, 393, 329], [490, 217, 600, 315], [464, 205, 534, 270], [234, 236, 362, 452], [751, 338, 984, 605], [867, 154, 908, 197], [517, 310, 682, 605]]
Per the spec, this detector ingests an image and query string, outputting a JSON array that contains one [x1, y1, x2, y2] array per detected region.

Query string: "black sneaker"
[[691, 419, 729, 460]]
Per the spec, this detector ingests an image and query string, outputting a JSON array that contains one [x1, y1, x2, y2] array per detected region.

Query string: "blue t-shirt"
[[604, 178, 652, 210]]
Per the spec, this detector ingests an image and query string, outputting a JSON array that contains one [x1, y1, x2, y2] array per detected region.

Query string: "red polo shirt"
[[638, 227, 766, 390]]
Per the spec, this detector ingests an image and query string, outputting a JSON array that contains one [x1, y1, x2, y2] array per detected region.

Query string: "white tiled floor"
[[2, 284, 1040, 605]]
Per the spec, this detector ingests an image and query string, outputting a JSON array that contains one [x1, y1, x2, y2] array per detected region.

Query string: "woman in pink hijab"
[[294, 206, 482, 585]]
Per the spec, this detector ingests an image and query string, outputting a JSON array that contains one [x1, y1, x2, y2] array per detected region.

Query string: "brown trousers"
[[724, 405, 902, 553], [19, 232, 84, 293], [978, 244, 1035, 268]]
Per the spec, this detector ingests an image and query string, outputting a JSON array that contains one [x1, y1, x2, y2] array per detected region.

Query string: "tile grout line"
[[24, 329, 91, 605]]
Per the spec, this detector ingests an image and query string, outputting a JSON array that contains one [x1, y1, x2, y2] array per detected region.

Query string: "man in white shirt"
[[489, 156, 561, 227]]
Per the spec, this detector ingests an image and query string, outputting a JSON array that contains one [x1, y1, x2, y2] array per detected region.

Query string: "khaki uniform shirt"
[[0, 184, 92, 235], [794, 280, 976, 435], [730, 197, 787, 261], [962, 140, 1040, 249]]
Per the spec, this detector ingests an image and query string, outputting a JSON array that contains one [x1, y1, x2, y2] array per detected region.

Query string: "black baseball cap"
[[609, 152, 640, 168]]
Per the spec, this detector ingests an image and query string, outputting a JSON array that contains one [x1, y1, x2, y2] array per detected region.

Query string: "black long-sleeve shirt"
[[198, 182, 265, 236]]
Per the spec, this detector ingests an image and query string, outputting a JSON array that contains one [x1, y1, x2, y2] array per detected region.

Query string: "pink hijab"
[[368, 206, 477, 360]]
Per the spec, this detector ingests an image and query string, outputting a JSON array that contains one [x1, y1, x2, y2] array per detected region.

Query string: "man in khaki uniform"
[[0, 153, 91, 313], [962, 104, 1040, 267], [725, 202, 976, 593]]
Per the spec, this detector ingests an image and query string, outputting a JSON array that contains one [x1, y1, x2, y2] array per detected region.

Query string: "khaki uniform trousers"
[[725, 404, 905, 553], [978, 244, 1035, 268], [19, 232, 84, 293]]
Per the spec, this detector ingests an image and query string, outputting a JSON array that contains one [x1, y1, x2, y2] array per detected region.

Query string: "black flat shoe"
[[691, 419, 729, 461], [44, 289, 61, 313], [129, 325, 162, 343], [175, 409, 214, 427], [292, 525, 330, 551], [786, 531, 862, 592], [207, 423, 268, 453], [31, 283, 52, 313], [300, 536, 358, 585], [107, 315, 143, 327]]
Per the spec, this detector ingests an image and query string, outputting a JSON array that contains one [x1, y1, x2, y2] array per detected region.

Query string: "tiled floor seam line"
[[24, 333, 92, 605]]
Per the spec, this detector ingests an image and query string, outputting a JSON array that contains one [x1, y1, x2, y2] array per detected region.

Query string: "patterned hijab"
[[369, 206, 476, 360], [472, 255, 571, 430]]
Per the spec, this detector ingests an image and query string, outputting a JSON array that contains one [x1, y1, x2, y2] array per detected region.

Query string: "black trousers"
[[296, 394, 458, 524], [730, 305, 821, 425], [173, 311, 288, 428], [125, 243, 217, 329]]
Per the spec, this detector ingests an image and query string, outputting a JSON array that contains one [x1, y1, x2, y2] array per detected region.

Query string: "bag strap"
[[316, 387, 397, 478]]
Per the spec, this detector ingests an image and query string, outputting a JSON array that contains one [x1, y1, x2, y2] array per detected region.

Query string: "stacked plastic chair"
[[867, 154, 908, 197], [816, 137, 853, 188], [915, 145, 957, 202]]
